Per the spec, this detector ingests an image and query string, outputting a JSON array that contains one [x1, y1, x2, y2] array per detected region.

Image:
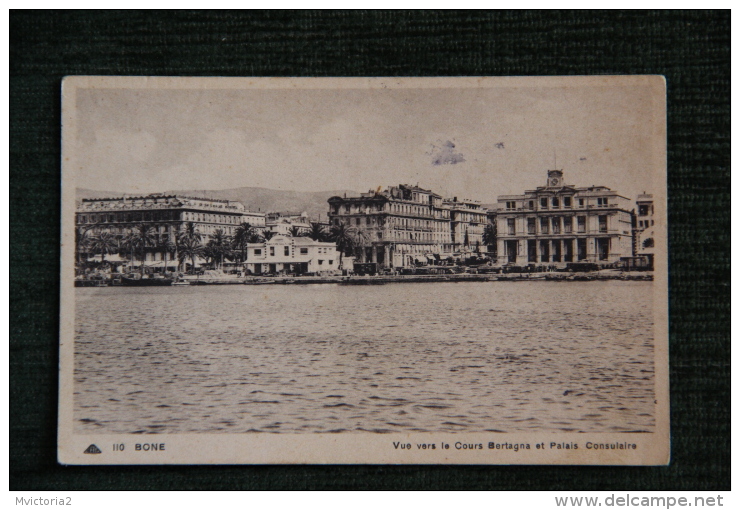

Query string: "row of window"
[[507, 215, 608, 235], [77, 210, 243, 224], [336, 202, 453, 219], [252, 246, 331, 257], [506, 196, 611, 211]]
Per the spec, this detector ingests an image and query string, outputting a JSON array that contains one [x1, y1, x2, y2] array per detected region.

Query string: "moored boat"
[[120, 276, 173, 286]]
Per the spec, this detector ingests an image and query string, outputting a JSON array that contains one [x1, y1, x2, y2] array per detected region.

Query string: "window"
[[563, 197, 572, 208], [577, 216, 586, 233], [356, 218, 360, 225], [540, 217, 549, 234], [552, 197, 559, 208], [318, 260, 324, 265], [284, 246, 290, 256], [80, 215, 87, 223], [345, 205, 350, 213], [507, 218, 515, 235], [529, 200, 535, 210], [270, 247, 275, 256], [552, 217, 560, 234], [300, 248, 308, 255], [598, 215, 607, 232], [329, 260, 334, 265], [366, 217, 371, 225], [563, 217, 572, 233], [540, 197, 548, 209], [597, 197, 609, 206], [506, 201, 516, 210], [254, 249, 262, 256], [527, 217, 536, 234], [578, 198, 584, 207]]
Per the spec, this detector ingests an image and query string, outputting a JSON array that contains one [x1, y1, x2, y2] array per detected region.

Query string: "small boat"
[[172, 280, 191, 286], [74, 279, 109, 288], [120, 276, 173, 286]]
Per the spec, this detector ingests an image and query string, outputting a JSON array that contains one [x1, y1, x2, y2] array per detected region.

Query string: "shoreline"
[[76, 272, 654, 287]]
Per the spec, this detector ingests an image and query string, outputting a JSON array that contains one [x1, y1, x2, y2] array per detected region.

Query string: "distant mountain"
[[76, 186, 359, 221]]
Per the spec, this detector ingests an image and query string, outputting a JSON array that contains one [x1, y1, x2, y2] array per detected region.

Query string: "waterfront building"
[[495, 170, 634, 266], [443, 197, 488, 255], [75, 193, 265, 267], [633, 193, 655, 268], [327, 184, 454, 268], [265, 211, 312, 236], [243, 234, 341, 275]]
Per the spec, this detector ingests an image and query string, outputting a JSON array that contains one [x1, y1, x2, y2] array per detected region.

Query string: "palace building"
[[443, 197, 488, 254], [328, 184, 455, 268], [495, 170, 634, 267], [76, 193, 266, 266]]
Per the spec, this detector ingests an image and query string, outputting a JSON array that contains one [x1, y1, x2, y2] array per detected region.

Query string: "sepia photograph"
[[58, 76, 669, 464]]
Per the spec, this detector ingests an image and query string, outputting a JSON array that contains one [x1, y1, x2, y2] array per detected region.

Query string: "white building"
[[243, 235, 341, 275]]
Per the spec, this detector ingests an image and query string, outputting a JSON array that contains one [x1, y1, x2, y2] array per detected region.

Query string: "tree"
[[75, 226, 92, 267], [131, 224, 157, 274], [177, 236, 202, 273], [159, 237, 176, 273], [207, 228, 232, 270], [351, 228, 370, 262], [328, 222, 356, 268], [482, 223, 496, 248], [178, 222, 203, 272], [288, 225, 303, 237], [119, 231, 138, 272], [89, 232, 119, 265], [307, 222, 327, 242], [262, 230, 277, 241], [233, 222, 255, 263]]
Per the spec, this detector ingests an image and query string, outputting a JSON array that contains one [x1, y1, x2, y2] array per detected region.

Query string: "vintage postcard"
[[59, 76, 668, 465]]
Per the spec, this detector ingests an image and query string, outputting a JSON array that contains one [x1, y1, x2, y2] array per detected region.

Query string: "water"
[[74, 281, 655, 434]]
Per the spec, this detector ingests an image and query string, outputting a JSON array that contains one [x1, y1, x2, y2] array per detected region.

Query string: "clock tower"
[[547, 169, 563, 188]]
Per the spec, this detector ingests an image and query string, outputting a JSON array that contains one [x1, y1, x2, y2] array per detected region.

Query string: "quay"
[[75, 271, 653, 287]]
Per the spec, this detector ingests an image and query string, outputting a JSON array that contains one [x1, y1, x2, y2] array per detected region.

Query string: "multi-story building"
[[243, 234, 341, 275], [265, 211, 312, 236], [633, 193, 655, 268], [328, 184, 454, 268], [75, 193, 265, 266], [495, 170, 634, 266], [443, 197, 488, 254]]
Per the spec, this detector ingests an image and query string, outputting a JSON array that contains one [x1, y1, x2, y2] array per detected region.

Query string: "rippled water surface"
[[74, 281, 655, 434]]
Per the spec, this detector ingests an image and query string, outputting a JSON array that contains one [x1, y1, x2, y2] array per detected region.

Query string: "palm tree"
[[75, 226, 92, 268], [131, 223, 157, 274], [262, 230, 277, 241], [208, 228, 232, 270], [288, 225, 304, 237], [159, 237, 176, 274], [89, 231, 119, 265], [177, 236, 202, 273], [328, 223, 355, 268], [233, 222, 255, 263], [307, 222, 327, 242], [351, 228, 370, 262], [119, 231, 138, 272], [178, 222, 203, 272]]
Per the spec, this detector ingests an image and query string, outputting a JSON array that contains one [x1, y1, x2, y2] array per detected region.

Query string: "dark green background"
[[10, 10, 730, 490]]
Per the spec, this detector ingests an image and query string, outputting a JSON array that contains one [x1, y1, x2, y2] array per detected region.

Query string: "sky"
[[69, 78, 664, 203]]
